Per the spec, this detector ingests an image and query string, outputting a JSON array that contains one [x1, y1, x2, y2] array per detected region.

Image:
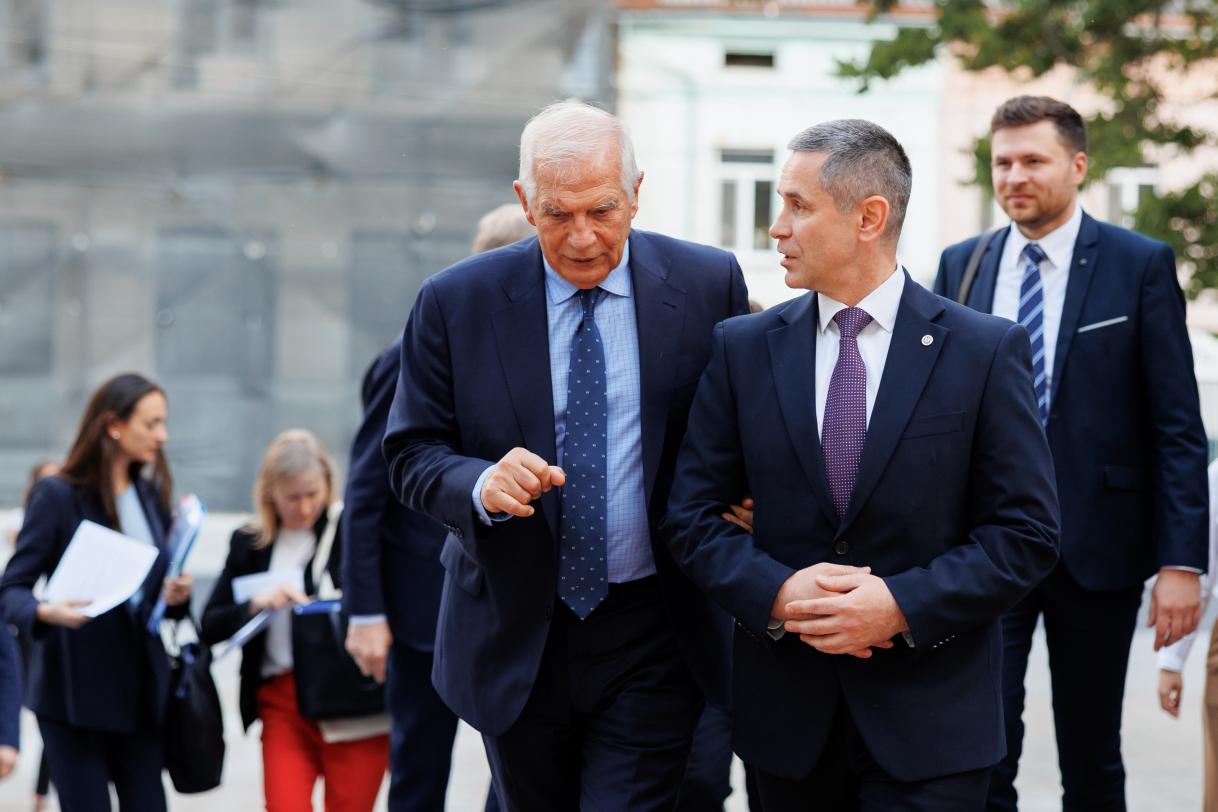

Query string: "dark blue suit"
[[340, 340, 468, 812], [664, 277, 1060, 806], [935, 214, 1209, 809], [0, 622, 18, 751], [0, 475, 178, 811], [383, 230, 747, 810]]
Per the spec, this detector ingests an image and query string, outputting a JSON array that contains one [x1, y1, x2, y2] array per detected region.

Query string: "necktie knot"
[[1022, 242, 1047, 267], [578, 288, 599, 320], [832, 307, 873, 341]]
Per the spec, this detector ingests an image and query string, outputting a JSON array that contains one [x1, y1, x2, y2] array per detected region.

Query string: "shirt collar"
[[544, 239, 632, 304], [1006, 203, 1083, 271], [817, 265, 905, 335]]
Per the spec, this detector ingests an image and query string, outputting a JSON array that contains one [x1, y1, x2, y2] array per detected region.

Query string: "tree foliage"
[[840, 0, 1218, 294]]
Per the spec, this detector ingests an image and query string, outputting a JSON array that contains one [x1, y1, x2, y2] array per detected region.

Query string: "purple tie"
[[823, 306, 873, 519]]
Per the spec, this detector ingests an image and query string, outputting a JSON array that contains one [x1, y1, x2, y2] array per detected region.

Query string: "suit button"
[[834, 540, 849, 556], [544, 606, 553, 620]]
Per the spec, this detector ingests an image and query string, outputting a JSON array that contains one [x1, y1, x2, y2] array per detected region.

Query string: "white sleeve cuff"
[[348, 614, 388, 626]]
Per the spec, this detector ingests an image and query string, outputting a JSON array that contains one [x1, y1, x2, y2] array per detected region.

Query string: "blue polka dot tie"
[[1019, 242, 1050, 425], [558, 288, 609, 619], [823, 307, 873, 520]]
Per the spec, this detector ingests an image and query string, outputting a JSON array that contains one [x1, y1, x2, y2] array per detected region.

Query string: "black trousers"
[[753, 702, 991, 812], [675, 703, 734, 812], [37, 716, 166, 812], [385, 643, 459, 812], [986, 564, 1143, 812], [483, 577, 704, 812]]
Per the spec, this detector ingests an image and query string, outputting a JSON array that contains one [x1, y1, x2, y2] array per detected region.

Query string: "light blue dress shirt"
[[117, 484, 155, 608], [473, 241, 655, 583]]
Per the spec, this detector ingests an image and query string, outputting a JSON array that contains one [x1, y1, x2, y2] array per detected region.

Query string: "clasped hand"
[[773, 563, 908, 659]]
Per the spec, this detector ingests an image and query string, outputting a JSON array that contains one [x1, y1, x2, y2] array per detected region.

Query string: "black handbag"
[[290, 503, 386, 721], [163, 619, 225, 793]]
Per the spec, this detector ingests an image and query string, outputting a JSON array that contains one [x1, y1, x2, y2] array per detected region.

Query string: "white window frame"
[[717, 150, 777, 260]]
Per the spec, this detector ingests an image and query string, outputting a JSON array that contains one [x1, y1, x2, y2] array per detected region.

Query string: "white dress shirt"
[[991, 203, 1083, 399], [261, 527, 316, 679], [814, 266, 906, 436], [769, 266, 906, 641]]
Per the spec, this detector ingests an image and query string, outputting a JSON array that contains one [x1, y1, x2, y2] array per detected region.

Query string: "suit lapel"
[[766, 293, 838, 528], [969, 228, 1008, 313], [1049, 213, 1100, 407], [490, 241, 560, 542], [838, 276, 946, 537], [630, 232, 686, 507]]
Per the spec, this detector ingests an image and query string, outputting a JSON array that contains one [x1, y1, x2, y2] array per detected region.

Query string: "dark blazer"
[[382, 230, 749, 735], [0, 624, 18, 748], [664, 276, 1061, 782], [935, 214, 1209, 587], [200, 514, 341, 732], [341, 340, 447, 651], [0, 476, 176, 732]]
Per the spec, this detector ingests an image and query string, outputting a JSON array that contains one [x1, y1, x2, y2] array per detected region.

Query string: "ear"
[[856, 195, 891, 244], [1071, 151, 1088, 186], [629, 171, 644, 218], [513, 181, 537, 227]]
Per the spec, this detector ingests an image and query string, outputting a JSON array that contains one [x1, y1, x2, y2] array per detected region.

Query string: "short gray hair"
[[517, 101, 640, 204], [787, 119, 911, 240], [471, 203, 535, 254]]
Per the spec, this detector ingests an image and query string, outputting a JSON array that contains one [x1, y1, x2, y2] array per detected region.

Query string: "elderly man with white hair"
[[383, 101, 748, 810]]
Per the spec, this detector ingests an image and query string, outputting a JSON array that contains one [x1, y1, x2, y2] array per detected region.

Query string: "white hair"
[[517, 101, 640, 204]]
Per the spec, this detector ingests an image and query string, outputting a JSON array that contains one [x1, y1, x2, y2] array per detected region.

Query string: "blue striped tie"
[[1019, 243, 1049, 424]]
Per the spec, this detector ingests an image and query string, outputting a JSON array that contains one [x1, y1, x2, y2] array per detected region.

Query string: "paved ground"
[[0, 514, 1208, 810]]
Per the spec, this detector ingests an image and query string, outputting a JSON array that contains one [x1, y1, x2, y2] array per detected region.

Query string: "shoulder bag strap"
[[957, 228, 1001, 306], [310, 501, 343, 600]]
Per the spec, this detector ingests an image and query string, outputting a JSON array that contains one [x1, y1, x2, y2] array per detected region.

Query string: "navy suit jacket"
[[664, 276, 1061, 782], [341, 340, 447, 651], [935, 214, 1208, 587], [382, 230, 748, 735], [0, 476, 176, 732], [0, 624, 18, 748]]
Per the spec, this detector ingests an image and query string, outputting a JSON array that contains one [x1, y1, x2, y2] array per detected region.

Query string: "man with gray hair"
[[471, 202, 534, 255], [341, 202, 538, 812], [383, 101, 748, 810], [664, 119, 1060, 809]]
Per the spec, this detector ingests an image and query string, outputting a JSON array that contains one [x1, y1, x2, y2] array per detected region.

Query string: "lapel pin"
[[921, 335, 933, 347]]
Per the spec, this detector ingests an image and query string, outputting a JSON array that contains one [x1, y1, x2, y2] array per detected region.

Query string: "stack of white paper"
[[44, 520, 159, 618]]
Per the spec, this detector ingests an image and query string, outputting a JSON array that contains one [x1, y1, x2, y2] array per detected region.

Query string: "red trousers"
[[257, 672, 389, 812]]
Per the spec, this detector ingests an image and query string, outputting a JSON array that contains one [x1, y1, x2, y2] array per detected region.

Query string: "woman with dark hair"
[[0, 372, 193, 812]]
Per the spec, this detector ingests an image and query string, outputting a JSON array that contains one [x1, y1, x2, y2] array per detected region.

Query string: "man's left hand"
[[782, 571, 909, 655], [721, 497, 754, 533], [0, 745, 17, 780], [1149, 568, 1202, 650]]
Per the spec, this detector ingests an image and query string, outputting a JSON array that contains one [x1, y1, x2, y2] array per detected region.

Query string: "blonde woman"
[[201, 429, 387, 811]]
